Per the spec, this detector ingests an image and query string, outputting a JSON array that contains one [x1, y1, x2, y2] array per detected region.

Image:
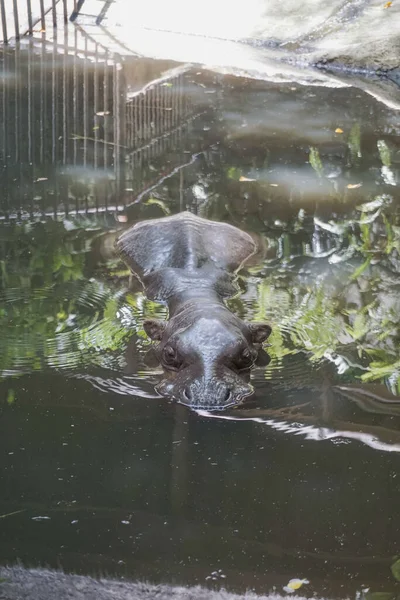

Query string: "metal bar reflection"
[[28, 38, 35, 216], [83, 34, 89, 167], [12, 0, 20, 40], [15, 43, 22, 217], [103, 53, 109, 171], [95, 0, 112, 25], [62, 0, 68, 23], [52, 30, 59, 218], [51, 0, 57, 28], [26, 0, 33, 34], [113, 62, 119, 197], [70, 0, 84, 22], [0, 0, 8, 44], [39, 0, 45, 30], [73, 26, 78, 166], [1, 42, 9, 214], [62, 26, 68, 165], [94, 42, 99, 170]]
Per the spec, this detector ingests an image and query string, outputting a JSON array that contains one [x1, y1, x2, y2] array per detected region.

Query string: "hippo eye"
[[163, 345, 176, 361], [236, 348, 254, 369], [162, 345, 182, 370]]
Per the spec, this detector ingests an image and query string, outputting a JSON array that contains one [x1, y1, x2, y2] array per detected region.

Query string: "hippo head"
[[143, 309, 271, 410]]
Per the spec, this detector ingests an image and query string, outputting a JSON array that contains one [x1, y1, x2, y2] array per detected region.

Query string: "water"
[[0, 40, 400, 598]]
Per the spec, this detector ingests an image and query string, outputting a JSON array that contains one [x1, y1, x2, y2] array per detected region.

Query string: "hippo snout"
[[183, 380, 233, 407], [156, 368, 254, 410]]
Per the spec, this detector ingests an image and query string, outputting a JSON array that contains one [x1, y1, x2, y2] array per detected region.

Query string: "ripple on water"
[[252, 351, 322, 388], [75, 373, 161, 399], [0, 280, 143, 375]]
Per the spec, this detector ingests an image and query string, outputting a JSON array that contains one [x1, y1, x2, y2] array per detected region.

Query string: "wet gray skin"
[[116, 212, 271, 410]]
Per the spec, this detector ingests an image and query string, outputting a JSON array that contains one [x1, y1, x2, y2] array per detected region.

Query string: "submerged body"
[[116, 212, 271, 409]]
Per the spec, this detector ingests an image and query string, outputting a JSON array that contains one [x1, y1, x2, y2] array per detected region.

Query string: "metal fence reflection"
[[0, 34, 205, 221], [124, 70, 206, 205], [0, 33, 124, 220], [0, 0, 79, 43]]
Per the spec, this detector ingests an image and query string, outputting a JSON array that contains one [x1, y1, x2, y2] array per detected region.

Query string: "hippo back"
[[115, 212, 256, 278]]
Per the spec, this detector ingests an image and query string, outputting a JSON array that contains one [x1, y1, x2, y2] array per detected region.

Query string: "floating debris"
[[0, 509, 25, 520], [283, 578, 310, 593], [205, 569, 226, 581]]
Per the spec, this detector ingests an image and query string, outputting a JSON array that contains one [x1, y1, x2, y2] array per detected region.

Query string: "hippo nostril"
[[183, 386, 193, 402], [223, 388, 232, 404]]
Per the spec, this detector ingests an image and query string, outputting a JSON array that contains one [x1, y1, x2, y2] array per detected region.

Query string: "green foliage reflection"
[[0, 190, 399, 398]]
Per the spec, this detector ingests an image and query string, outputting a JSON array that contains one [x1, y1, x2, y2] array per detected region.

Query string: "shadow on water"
[[0, 37, 400, 598]]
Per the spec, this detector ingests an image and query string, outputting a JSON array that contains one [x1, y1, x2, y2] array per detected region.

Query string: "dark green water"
[[0, 41, 400, 599]]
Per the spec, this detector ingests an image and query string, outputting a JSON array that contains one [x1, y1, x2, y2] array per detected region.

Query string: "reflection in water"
[[199, 409, 400, 454], [0, 40, 202, 219], [0, 39, 400, 598]]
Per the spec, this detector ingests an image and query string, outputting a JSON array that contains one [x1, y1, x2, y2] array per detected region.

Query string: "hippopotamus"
[[115, 212, 271, 410]]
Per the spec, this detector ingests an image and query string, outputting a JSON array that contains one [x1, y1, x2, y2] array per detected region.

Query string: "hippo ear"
[[143, 319, 166, 341], [248, 322, 272, 344]]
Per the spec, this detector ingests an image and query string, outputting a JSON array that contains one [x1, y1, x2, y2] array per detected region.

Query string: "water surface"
[[0, 41, 400, 599]]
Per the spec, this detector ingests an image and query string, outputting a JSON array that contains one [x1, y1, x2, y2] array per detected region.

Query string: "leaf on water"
[[349, 312, 368, 340], [283, 578, 310, 593], [227, 167, 241, 180], [104, 298, 118, 322], [361, 359, 400, 382], [391, 558, 400, 581], [377, 140, 391, 167], [350, 257, 371, 281], [348, 123, 361, 162], [382, 214, 394, 254], [6, 389, 15, 405], [347, 183, 362, 189], [309, 147, 324, 178], [239, 176, 256, 182], [335, 128, 344, 133], [384, 1, 392, 7], [61, 254, 74, 268]]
